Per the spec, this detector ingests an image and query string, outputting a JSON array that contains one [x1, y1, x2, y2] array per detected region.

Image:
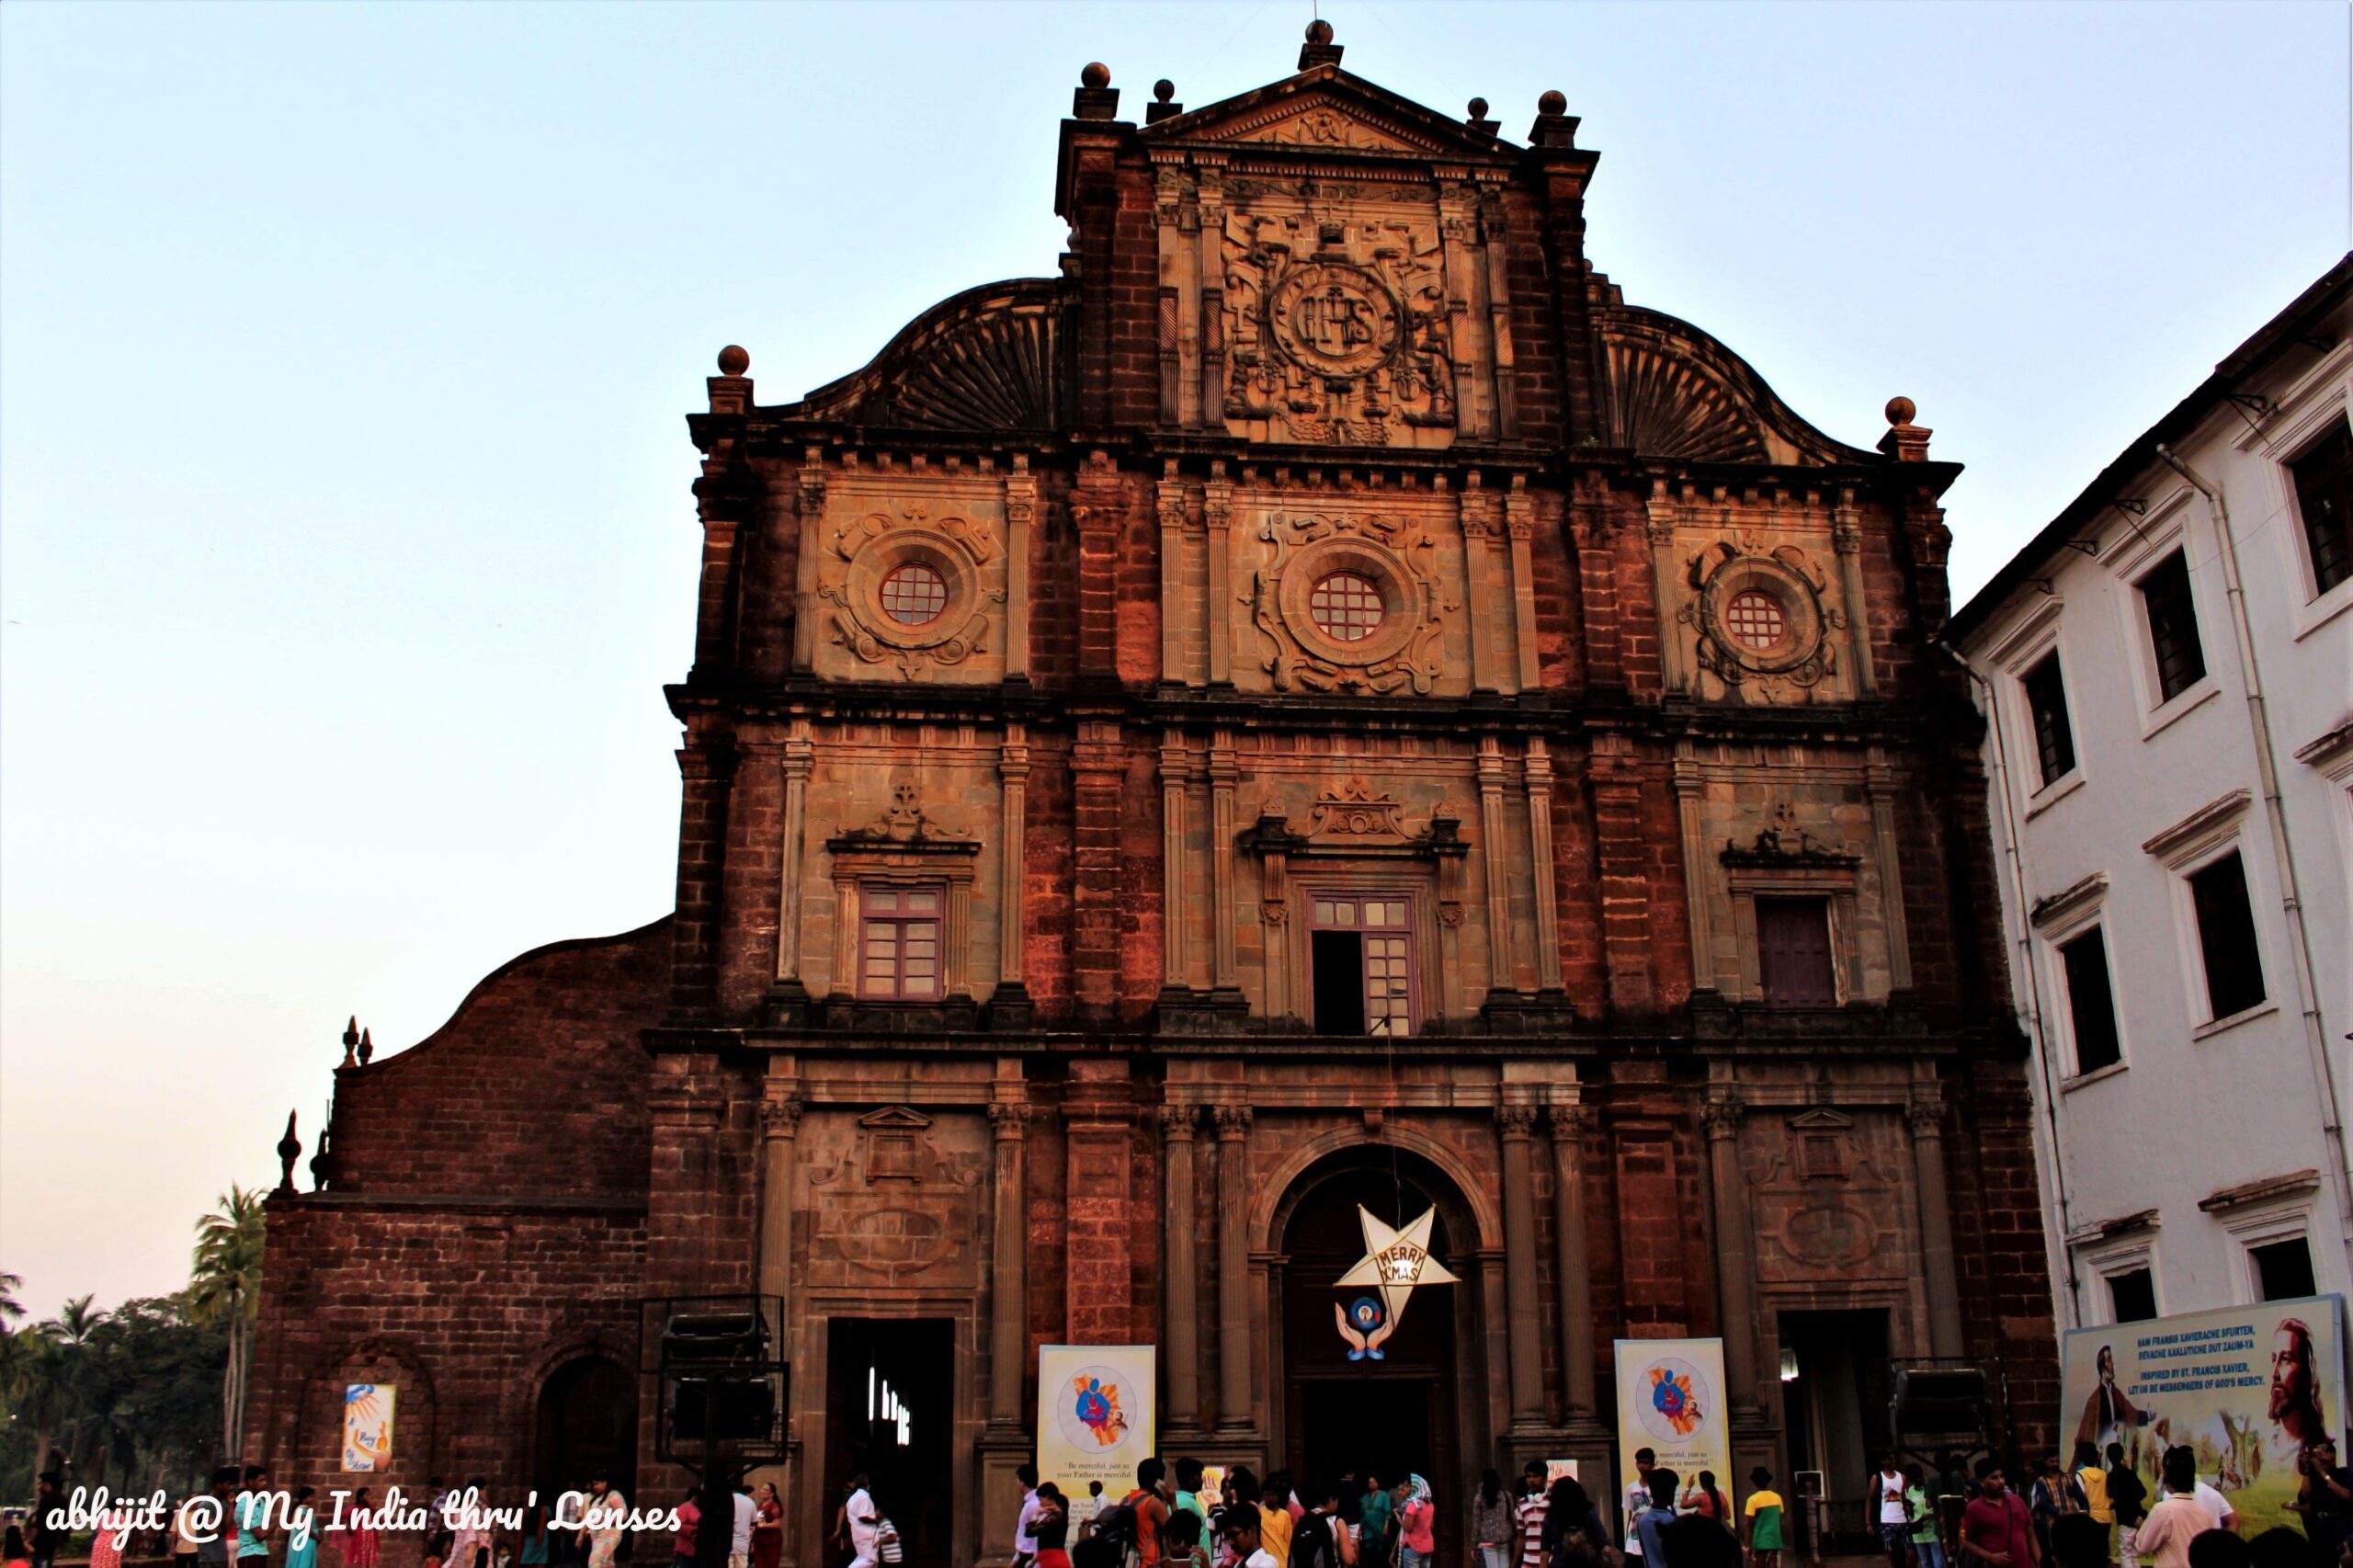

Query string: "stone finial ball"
[[717, 345, 750, 376], [1886, 395, 1917, 426], [1080, 61, 1111, 89], [1306, 18, 1335, 43], [1538, 89, 1568, 116], [1154, 78, 1175, 103], [1468, 97, 1489, 119]]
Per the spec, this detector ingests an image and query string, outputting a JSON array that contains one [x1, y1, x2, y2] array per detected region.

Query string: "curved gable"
[[1601, 305, 1880, 467], [787, 278, 1068, 431]]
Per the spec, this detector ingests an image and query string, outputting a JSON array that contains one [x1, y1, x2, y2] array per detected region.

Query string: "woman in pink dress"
[[335, 1488, 382, 1568], [88, 1502, 132, 1568]]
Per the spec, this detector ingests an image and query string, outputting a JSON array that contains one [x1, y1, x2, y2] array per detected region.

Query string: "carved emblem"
[[1244, 510, 1452, 694], [1222, 211, 1454, 446], [805, 1105, 985, 1287], [835, 782, 972, 847], [1680, 538, 1842, 700], [1310, 778, 1407, 839], [816, 503, 1005, 679], [1267, 263, 1400, 379]]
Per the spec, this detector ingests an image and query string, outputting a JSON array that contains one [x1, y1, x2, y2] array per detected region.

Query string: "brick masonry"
[[249, 33, 2055, 1568]]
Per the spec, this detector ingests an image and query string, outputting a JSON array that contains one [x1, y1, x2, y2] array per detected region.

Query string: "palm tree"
[[51, 1295, 106, 1470], [0, 1270, 25, 1330], [189, 1187, 266, 1461], [0, 1319, 66, 1480]]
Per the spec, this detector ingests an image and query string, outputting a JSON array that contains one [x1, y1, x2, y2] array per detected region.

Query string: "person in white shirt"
[[2156, 1471, 2237, 1535], [1222, 1507, 1278, 1568], [728, 1489, 754, 1568], [837, 1477, 881, 1568], [1625, 1448, 1656, 1558], [1014, 1465, 1042, 1568]]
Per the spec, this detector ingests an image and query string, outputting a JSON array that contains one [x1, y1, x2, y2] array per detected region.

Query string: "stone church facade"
[[248, 28, 2054, 1567]]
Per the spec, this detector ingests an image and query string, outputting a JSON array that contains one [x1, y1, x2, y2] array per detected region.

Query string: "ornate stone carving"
[[1221, 211, 1454, 446], [1310, 778, 1407, 840], [1244, 509, 1452, 693], [1550, 1103, 1596, 1141], [1211, 1104, 1254, 1139], [988, 1101, 1034, 1140], [803, 1107, 986, 1287], [1156, 1103, 1198, 1139], [791, 279, 1060, 431], [1495, 1104, 1539, 1140], [817, 501, 1005, 679], [760, 1096, 805, 1139], [833, 782, 973, 848], [1680, 536, 1844, 699], [1904, 1094, 1946, 1138], [1699, 1094, 1745, 1139]]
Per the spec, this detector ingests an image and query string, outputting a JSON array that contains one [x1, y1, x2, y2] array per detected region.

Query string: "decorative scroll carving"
[[1310, 778, 1407, 840], [1222, 212, 1454, 445], [816, 501, 1005, 680], [1721, 800, 1859, 869], [1680, 537, 1843, 699], [1243, 509, 1453, 693], [831, 783, 974, 850], [803, 1107, 986, 1287], [1495, 1104, 1539, 1139]]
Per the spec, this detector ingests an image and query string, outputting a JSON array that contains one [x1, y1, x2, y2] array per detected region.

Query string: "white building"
[[1949, 254, 2353, 1334]]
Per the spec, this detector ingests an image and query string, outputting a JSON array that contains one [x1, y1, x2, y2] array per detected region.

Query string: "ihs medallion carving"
[[1222, 213, 1455, 446], [1244, 509, 1453, 694], [816, 502, 1005, 679]]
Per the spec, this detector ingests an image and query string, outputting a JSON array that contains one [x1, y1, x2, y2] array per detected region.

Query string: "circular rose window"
[[1723, 588, 1788, 651], [879, 562, 949, 626], [1308, 571, 1384, 642]]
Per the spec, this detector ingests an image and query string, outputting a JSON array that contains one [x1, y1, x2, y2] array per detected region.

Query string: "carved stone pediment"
[[828, 783, 978, 856], [1310, 778, 1407, 841]]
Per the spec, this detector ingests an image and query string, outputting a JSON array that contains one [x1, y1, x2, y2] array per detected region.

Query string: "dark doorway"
[[825, 1318, 953, 1568], [1279, 1160, 1464, 1558], [535, 1357, 638, 1501], [1778, 1309, 1893, 1554]]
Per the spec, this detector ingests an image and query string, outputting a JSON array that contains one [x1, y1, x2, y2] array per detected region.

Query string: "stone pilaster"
[[1160, 1104, 1202, 1432], [1498, 1103, 1548, 1433], [1868, 747, 1914, 992], [1909, 1089, 1964, 1356], [1550, 1103, 1598, 1420], [1213, 1105, 1254, 1433]]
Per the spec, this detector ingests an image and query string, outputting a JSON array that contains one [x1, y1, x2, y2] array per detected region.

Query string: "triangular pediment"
[[1142, 67, 1517, 162], [858, 1105, 933, 1130], [1787, 1107, 1855, 1131]]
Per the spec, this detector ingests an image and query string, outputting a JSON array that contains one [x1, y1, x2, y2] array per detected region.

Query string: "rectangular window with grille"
[[2188, 850, 2265, 1020], [1756, 896, 1836, 1006], [2139, 551, 2207, 703], [2022, 652, 2076, 788], [859, 886, 942, 999], [2292, 419, 2353, 597], [2058, 926, 2122, 1074], [1308, 893, 1414, 1036]]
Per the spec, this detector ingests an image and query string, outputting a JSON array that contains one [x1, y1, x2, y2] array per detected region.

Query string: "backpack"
[[1091, 1497, 1142, 1568], [1290, 1517, 1338, 1568]]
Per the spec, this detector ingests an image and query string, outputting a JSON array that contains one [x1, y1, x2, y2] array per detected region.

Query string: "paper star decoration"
[[1336, 1203, 1459, 1331]]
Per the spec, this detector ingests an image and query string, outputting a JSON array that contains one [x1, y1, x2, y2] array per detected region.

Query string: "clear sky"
[[1, 0, 2345, 1318]]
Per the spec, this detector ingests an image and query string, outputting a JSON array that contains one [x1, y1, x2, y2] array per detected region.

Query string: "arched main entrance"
[[534, 1356, 638, 1502], [1271, 1146, 1489, 1555]]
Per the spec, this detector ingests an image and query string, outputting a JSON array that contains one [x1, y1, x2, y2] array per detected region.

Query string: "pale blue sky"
[[2, 0, 2345, 1315]]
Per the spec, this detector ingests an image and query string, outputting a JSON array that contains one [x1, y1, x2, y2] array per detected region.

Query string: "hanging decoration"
[[1333, 1203, 1458, 1358]]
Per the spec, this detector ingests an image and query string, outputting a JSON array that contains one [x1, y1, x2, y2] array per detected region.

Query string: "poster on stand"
[[2061, 1295, 2347, 1537], [1038, 1346, 1156, 1502], [1615, 1339, 1733, 1516]]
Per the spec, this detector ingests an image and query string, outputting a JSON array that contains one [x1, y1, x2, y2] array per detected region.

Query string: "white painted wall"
[[1960, 295, 2353, 1334]]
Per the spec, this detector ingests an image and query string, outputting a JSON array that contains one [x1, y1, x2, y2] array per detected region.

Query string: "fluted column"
[[1161, 1105, 1201, 1429], [1477, 737, 1517, 991], [1908, 1091, 1965, 1356], [1550, 1104, 1597, 1419], [1161, 733, 1188, 989], [1702, 1093, 1762, 1415], [774, 728, 813, 988], [1524, 740, 1564, 993], [987, 1100, 1033, 1426], [1498, 1104, 1547, 1430], [1213, 1106, 1254, 1431]]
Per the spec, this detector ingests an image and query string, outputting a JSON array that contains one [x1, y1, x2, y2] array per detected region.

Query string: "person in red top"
[[673, 1494, 703, 1568], [1128, 1458, 1173, 1568], [1961, 1460, 2042, 1568]]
